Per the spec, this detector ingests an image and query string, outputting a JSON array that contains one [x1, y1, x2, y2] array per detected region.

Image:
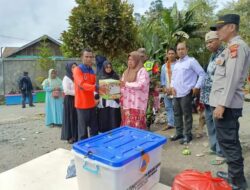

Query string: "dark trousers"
[[21, 91, 33, 107], [173, 92, 193, 137], [97, 107, 121, 133], [213, 107, 247, 189], [77, 108, 98, 140]]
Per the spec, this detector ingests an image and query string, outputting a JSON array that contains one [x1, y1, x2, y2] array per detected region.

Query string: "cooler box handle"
[[83, 162, 100, 175]]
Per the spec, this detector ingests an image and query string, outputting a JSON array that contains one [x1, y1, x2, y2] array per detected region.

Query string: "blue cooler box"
[[72, 126, 167, 190]]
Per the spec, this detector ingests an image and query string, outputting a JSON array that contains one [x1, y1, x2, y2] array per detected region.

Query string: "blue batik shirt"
[[200, 46, 224, 105]]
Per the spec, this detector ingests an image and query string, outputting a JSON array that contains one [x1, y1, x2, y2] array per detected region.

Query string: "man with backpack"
[[19, 71, 34, 108]]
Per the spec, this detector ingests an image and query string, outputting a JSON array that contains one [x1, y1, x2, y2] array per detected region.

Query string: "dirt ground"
[[0, 102, 249, 187]]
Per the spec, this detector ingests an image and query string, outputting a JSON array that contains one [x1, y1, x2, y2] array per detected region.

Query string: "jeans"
[[164, 96, 174, 127], [204, 104, 223, 157], [21, 91, 33, 107]]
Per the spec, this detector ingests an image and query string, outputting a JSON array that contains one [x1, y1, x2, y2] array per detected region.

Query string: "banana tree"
[[138, 2, 204, 60]]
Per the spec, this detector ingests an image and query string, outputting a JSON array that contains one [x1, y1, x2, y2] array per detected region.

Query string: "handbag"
[[52, 90, 61, 98]]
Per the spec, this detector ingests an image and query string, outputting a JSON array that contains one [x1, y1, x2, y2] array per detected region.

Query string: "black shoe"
[[171, 134, 184, 141], [216, 171, 229, 181], [217, 171, 248, 190], [179, 136, 192, 144], [29, 104, 35, 107], [22, 106, 25, 108], [231, 183, 248, 190], [231, 184, 246, 190]]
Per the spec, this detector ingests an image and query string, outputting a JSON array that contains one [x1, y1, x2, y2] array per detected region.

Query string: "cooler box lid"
[[72, 126, 167, 167]]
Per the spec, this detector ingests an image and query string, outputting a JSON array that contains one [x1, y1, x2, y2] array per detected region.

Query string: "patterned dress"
[[121, 68, 150, 129]]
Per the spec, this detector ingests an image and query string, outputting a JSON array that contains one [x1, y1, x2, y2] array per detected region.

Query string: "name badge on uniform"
[[215, 57, 224, 66], [229, 44, 239, 58]]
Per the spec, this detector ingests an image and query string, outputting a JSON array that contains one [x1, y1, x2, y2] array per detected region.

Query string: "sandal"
[[195, 134, 203, 138], [162, 125, 174, 131], [203, 149, 216, 155], [210, 159, 226, 165]]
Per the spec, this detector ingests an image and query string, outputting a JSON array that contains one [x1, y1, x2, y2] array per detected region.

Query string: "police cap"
[[210, 14, 240, 31]]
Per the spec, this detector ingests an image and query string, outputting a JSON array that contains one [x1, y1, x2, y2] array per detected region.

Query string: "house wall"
[[0, 58, 81, 95]]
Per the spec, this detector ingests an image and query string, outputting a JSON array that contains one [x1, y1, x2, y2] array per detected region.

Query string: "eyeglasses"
[[105, 66, 112, 69]]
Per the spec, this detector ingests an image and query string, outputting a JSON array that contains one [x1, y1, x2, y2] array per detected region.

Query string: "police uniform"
[[210, 14, 250, 189]]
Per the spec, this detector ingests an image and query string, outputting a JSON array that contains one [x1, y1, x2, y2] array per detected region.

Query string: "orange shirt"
[[73, 64, 96, 109]]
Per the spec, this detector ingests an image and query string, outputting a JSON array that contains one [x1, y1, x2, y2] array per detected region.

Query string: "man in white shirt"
[[171, 42, 205, 144]]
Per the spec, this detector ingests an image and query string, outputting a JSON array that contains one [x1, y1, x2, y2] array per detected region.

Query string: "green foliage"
[[137, 2, 204, 61], [184, 0, 217, 27], [111, 53, 128, 76], [61, 0, 138, 60], [35, 76, 46, 88], [149, 0, 164, 13], [61, 0, 250, 73], [37, 38, 55, 72], [187, 38, 211, 66], [183, 0, 217, 66]]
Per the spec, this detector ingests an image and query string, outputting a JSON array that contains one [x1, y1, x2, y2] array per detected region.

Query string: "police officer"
[[210, 14, 249, 190]]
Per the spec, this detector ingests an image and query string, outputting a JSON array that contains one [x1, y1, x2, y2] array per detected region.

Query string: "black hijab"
[[99, 61, 120, 105], [96, 55, 107, 75], [99, 61, 119, 80], [65, 62, 77, 80]]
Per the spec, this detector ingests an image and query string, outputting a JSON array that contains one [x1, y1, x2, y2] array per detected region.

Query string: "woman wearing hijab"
[[42, 69, 63, 127], [120, 51, 150, 129], [97, 60, 121, 132], [95, 55, 107, 76], [61, 62, 78, 143]]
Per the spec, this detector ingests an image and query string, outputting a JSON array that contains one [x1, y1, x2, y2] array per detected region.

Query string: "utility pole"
[[0, 47, 5, 95], [0, 47, 3, 58]]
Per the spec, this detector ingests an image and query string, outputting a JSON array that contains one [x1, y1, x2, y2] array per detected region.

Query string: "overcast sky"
[[0, 0, 226, 49]]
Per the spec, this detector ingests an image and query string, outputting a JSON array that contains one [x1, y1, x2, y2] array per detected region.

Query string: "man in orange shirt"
[[73, 48, 99, 140]]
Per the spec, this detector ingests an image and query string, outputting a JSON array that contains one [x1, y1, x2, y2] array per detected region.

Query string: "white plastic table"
[[0, 148, 170, 190]]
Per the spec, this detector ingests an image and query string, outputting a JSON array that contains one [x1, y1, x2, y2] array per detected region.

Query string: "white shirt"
[[97, 98, 120, 108], [171, 56, 205, 98], [62, 76, 75, 96]]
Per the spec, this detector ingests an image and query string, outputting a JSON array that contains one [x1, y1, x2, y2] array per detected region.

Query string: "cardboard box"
[[99, 79, 120, 100]]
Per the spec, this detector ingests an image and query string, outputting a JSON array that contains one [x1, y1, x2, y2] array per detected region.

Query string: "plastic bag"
[[172, 170, 232, 190], [66, 159, 76, 179]]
